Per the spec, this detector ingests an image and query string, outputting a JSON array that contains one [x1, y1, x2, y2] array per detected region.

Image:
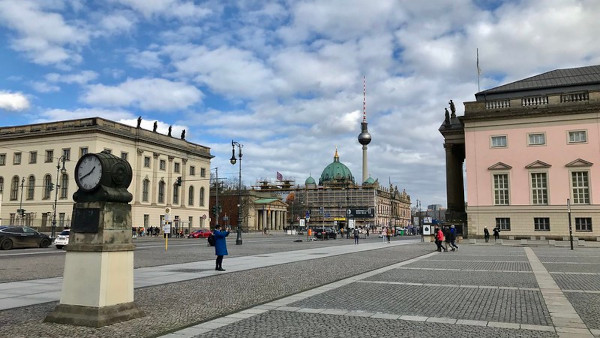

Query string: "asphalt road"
[[0, 232, 417, 283]]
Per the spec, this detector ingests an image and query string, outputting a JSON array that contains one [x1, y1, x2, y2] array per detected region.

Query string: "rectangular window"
[[46, 150, 54, 162], [160, 160, 166, 170], [531, 173, 548, 205], [493, 174, 509, 205], [174, 162, 180, 173], [189, 216, 193, 228], [200, 217, 204, 227], [121, 152, 128, 161], [80, 147, 88, 157], [575, 217, 592, 232], [59, 213, 65, 227], [29, 151, 37, 164], [571, 171, 590, 204], [568, 130, 587, 143], [0, 153, 5, 166], [189, 166, 195, 176], [173, 185, 179, 204], [144, 156, 151, 168], [62, 148, 71, 161], [142, 180, 149, 202], [496, 218, 511, 231], [201, 167, 206, 177], [534, 217, 550, 231], [491, 135, 507, 148], [528, 133, 545, 145], [13, 152, 21, 165], [144, 214, 149, 227]]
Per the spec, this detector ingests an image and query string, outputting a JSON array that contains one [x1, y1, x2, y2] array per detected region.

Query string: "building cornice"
[[0, 117, 213, 160]]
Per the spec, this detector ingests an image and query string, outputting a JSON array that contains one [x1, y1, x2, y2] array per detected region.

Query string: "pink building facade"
[[442, 65, 600, 240]]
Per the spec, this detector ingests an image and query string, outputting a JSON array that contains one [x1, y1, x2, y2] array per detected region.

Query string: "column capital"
[[153, 152, 160, 159]]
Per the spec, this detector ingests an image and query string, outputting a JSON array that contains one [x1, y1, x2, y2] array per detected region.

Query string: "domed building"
[[319, 149, 355, 186], [294, 148, 411, 232]]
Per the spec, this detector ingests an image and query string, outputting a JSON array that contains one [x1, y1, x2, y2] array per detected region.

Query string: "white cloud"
[[36, 108, 133, 122], [111, 0, 212, 20], [0, 91, 31, 111], [82, 77, 202, 111], [0, 0, 89, 65], [169, 45, 274, 98], [46, 70, 98, 84]]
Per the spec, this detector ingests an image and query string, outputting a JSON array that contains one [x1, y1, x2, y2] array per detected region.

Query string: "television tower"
[[357, 77, 372, 184]]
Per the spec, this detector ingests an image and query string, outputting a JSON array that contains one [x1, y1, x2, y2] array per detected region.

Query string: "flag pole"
[[477, 48, 481, 92]]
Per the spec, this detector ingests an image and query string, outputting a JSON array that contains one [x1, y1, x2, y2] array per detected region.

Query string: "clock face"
[[76, 155, 102, 191]]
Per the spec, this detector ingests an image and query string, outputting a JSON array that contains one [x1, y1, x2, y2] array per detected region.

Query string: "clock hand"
[[80, 166, 95, 179]]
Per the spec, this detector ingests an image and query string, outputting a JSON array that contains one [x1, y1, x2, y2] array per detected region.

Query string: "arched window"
[[10, 176, 19, 200], [158, 180, 165, 203], [173, 184, 179, 204], [27, 175, 35, 200], [188, 186, 194, 206], [43, 174, 52, 199], [142, 179, 150, 202], [199, 187, 205, 206], [60, 173, 68, 199]]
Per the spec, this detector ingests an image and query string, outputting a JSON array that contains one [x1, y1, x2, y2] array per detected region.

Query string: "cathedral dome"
[[305, 176, 316, 185], [319, 149, 355, 185]]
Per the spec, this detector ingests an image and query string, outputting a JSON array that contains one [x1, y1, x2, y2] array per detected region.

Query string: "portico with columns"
[[254, 198, 288, 231]]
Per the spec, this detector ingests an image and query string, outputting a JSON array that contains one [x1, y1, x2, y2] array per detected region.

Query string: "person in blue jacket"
[[213, 225, 230, 271]]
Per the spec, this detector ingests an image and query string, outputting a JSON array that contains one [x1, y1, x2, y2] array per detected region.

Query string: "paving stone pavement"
[[162, 244, 600, 338], [2, 242, 600, 337]]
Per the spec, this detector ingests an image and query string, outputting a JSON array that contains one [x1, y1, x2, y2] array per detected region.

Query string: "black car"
[[0, 226, 52, 250], [313, 227, 337, 240]]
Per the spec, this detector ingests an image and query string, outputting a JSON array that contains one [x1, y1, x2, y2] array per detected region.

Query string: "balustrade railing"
[[521, 96, 548, 106], [561, 92, 589, 103]]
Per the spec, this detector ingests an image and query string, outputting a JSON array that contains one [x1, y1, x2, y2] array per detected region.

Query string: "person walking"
[[484, 227, 490, 243], [353, 227, 360, 244], [213, 225, 230, 271], [435, 227, 447, 252], [493, 227, 500, 242], [448, 225, 459, 251], [386, 227, 392, 243]]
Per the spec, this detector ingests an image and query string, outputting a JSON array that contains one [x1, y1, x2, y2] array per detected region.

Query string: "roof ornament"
[[444, 108, 450, 126], [449, 99, 456, 118]]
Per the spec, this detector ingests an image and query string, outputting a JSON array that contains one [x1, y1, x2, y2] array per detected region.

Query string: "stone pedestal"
[[45, 201, 144, 327]]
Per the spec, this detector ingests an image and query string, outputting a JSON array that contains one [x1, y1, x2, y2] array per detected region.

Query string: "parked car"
[[54, 229, 70, 249], [313, 227, 337, 240], [0, 226, 52, 250], [188, 229, 212, 238]]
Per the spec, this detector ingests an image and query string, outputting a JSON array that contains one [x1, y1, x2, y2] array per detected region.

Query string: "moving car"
[[188, 229, 212, 238], [0, 226, 52, 250], [54, 229, 70, 249], [313, 227, 337, 240]]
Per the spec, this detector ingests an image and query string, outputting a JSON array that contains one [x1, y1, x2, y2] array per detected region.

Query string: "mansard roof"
[[476, 65, 600, 101]]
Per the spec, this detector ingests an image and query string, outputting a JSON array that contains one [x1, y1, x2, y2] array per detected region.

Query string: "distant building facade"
[[257, 150, 412, 231], [441, 65, 600, 239], [0, 117, 212, 234]]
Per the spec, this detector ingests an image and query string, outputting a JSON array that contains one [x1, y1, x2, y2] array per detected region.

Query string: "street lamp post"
[[51, 156, 67, 239], [18, 177, 25, 225], [230, 140, 243, 245]]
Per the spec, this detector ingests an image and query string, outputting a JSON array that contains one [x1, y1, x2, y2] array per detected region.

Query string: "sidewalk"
[[0, 238, 420, 311]]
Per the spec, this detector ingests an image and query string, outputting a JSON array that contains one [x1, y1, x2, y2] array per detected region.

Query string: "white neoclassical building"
[[0, 117, 213, 234]]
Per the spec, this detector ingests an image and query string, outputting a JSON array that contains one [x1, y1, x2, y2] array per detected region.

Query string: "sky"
[[1, 0, 600, 209]]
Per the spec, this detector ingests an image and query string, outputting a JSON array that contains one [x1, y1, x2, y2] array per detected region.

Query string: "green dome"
[[364, 176, 376, 185], [319, 149, 355, 185], [305, 176, 316, 185]]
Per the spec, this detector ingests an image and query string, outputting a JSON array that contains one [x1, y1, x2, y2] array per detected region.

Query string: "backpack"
[[207, 233, 215, 246]]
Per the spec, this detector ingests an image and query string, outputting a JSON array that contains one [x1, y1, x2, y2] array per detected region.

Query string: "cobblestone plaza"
[[1, 239, 599, 337], [164, 244, 600, 338]]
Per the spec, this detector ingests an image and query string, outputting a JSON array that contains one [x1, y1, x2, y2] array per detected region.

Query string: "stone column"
[[444, 143, 465, 215], [151, 153, 159, 205]]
